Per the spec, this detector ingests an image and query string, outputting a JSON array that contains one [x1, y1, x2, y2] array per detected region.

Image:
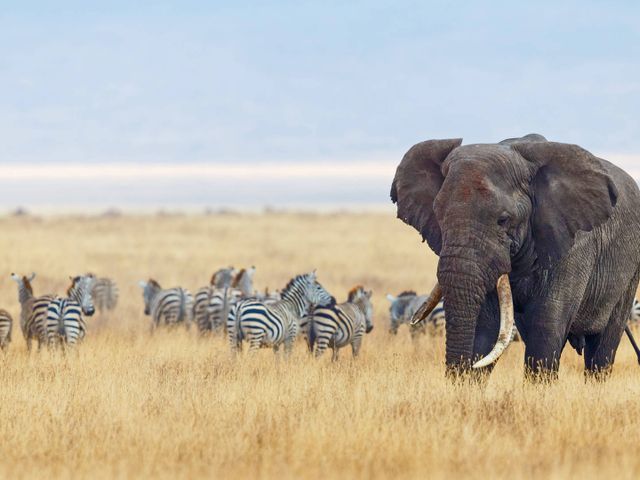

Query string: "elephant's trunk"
[[438, 255, 488, 371]]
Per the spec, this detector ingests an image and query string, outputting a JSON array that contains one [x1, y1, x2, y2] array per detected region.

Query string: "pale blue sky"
[[0, 1, 638, 208], [1, 1, 639, 164]]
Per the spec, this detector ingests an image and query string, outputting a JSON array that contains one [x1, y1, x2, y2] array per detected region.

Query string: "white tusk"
[[472, 274, 515, 369], [410, 283, 442, 325]]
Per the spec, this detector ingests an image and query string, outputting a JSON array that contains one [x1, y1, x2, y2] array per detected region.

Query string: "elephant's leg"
[[521, 302, 572, 381], [584, 284, 637, 379]]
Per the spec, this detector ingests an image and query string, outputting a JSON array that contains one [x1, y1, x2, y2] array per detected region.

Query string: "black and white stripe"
[[139, 279, 194, 330], [305, 286, 374, 360], [42, 274, 96, 348], [227, 271, 333, 354], [44, 299, 86, 347], [630, 299, 640, 326], [0, 309, 12, 351], [91, 276, 119, 313], [193, 267, 255, 335], [11, 272, 51, 350]]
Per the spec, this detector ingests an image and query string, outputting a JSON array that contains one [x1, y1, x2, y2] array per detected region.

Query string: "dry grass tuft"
[[0, 213, 638, 479]]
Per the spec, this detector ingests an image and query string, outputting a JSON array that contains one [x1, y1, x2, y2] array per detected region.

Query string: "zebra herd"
[[138, 267, 375, 359], [1, 265, 639, 362], [0, 273, 118, 351]]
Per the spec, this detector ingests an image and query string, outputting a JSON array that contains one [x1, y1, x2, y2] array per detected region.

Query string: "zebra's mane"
[[147, 279, 162, 289], [281, 274, 306, 295], [347, 285, 364, 302], [398, 290, 417, 297]]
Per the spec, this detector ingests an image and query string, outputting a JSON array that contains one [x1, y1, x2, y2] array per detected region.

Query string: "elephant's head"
[[391, 134, 618, 374]]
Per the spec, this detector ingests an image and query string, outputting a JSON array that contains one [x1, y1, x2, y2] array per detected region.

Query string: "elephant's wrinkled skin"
[[391, 134, 640, 379]]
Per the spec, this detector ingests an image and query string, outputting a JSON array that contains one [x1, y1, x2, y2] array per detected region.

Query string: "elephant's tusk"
[[410, 283, 442, 326], [472, 274, 515, 369]]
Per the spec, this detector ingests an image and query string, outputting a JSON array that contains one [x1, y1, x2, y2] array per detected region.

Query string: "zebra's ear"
[[310, 269, 317, 280], [366, 290, 373, 299], [386, 294, 396, 302], [29, 272, 36, 281]]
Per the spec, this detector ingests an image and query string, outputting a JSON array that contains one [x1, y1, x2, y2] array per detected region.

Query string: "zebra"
[[90, 276, 119, 314], [211, 267, 237, 288], [0, 309, 12, 351], [386, 291, 445, 339], [227, 271, 334, 355], [193, 267, 255, 335], [139, 279, 194, 331], [304, 285, 374, 361], [43, 275, 96, 348], [629, 299, 640, 326], [11, 272, 52, 350]]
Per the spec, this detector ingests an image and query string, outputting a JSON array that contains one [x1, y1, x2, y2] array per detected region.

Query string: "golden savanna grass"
[[0, 212, 639, 479]]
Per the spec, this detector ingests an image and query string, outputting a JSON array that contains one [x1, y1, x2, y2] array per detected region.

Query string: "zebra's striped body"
[[193, 267, 255, 334], [305, 286, 373, 360], [39, 275, 96, 349], [193, 286, 243, 334], [44, 298, 86, 347], [140, 279, 194, 330], [630, 299, 640, 326], [227, 271, 333, 355], [0, 309, 12, 351], [91, 276, 119, 313], [387, 291, 445, 339], [11, 273, 51, 350]]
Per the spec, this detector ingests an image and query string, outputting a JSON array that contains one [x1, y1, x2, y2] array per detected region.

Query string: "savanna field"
[[0, 212, 639, 479]]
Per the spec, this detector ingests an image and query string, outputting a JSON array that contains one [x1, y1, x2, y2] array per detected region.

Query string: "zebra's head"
[[386, 291, 417, 334], [232, 266, 256, 296], [11, 272, 36, 303], [349, 286, 374, 333], [68, 274, 96, 316], [139, 279, 162, 315], [11, 272, 36, 290], [211, 267, 237, 288], [305, 271, 335, 308]]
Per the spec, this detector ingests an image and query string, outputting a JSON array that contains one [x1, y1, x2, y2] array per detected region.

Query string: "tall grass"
[[0, 213, 638, 479]]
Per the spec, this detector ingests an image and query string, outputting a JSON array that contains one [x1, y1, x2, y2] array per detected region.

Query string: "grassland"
[[0, 212, 639, 479]]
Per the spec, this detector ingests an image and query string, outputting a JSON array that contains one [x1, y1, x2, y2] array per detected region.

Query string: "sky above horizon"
[[0, 1, 639, 208]]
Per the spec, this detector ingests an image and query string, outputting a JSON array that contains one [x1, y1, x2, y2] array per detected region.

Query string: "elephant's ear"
[[391, 139, 462, 254], [513, 141, 619, 269]]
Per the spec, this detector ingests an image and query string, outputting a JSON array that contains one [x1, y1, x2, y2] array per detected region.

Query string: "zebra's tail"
[[227, 302, 243, 353], [307, 311, 316, 353], [178, 289, 187, 323], [221, 286, 231, 333]]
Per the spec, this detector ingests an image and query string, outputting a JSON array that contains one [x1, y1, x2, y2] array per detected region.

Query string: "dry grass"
[[0, 212, 639, 479]]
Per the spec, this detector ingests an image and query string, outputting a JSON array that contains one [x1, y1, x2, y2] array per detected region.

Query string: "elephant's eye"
[[497, 212, 511, 227]]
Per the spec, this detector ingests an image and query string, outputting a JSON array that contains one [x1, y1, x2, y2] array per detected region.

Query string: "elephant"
[[391, 133, 640, 379]]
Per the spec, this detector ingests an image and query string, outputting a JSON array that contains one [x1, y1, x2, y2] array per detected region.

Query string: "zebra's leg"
[[314, 333, 331, 359], [248, 334, 264, 352], [351, 336, 363, 358], [331, 347, 339, 362]]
